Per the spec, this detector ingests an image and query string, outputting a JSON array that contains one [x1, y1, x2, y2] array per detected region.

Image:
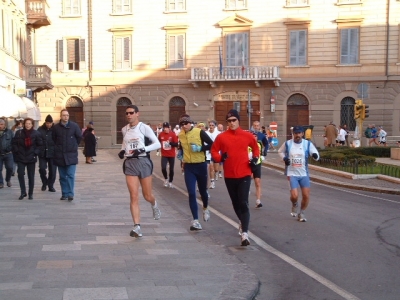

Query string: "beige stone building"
[[31, 0, 400, 147]]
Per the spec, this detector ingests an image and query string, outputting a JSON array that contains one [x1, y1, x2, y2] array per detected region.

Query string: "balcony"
[[26, 65, 53, 92], [26, 0, 50, 28], [190, 66, 281, 88]]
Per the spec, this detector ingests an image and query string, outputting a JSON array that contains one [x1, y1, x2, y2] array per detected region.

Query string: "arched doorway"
[[340, 97, 356, 131], [66, 96, 84, 129], [116, 97, 132, 144], [286, 93, 309, 137], [169, 96, 186, 127]]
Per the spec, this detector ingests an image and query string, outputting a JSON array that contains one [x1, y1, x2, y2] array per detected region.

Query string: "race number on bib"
[[163, 141, 171, 150], [292, 155, 302, 168], [126, 139, 139, 155]]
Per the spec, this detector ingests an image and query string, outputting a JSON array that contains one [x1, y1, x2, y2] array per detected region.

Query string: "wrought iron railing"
[[309, 158, 400, 178], [190, 66, 280, 81]]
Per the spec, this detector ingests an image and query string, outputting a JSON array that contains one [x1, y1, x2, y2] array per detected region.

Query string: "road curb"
[[264, 161, 400, 195]]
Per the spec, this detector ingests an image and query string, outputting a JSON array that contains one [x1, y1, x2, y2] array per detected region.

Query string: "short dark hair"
[[23, 117, 35, 128], [126, 105, 139, 113]]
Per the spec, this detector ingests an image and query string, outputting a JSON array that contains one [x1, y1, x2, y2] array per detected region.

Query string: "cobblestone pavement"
[[0, 149, 259, 300]]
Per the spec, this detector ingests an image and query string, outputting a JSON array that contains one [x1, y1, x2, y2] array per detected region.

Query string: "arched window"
[[340, 97, 356, 131], [66, 96, 84, 129], [116, 97, 133, 144], [287, 93, 309, 106], [286, 93, 309, 137]]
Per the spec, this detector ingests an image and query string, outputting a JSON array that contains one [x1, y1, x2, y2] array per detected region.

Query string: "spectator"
[[0, 118, 13, 189], [84, 127, 97, 164]]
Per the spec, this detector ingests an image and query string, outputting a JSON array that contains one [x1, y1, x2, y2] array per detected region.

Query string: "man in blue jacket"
[[52, 109, 82, 201]]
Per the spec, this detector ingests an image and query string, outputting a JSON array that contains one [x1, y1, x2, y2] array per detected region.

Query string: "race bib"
[[163, 141, 171, 150], [292, 154, 302, 168], [126, 139, 140, 155]]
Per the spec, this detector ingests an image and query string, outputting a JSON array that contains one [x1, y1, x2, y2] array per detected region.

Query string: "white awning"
[[21, 97, 41, 121], [0, 88, 27, 118]]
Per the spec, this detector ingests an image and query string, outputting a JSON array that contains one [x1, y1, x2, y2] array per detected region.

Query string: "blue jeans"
[[58, 165, 76, 197], [184, 162, 208, 220], [0, 152, 13, 184]]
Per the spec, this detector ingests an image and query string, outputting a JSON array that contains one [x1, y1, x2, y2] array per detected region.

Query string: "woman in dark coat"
[[12, 118, 43, 200], [83, 127, 96, 164]]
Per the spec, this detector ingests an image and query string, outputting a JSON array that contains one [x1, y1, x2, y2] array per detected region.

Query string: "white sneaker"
[[203, 208, 210, 222], [298, 212, 307, 222], [241, 232, 250, 246], [209, 180, 215, 189], [219, 173, 222, 178], [164, 179, 169, 187], [291, 203, 298, 217], [190, 219, 202, 231], [152, 203, 161, 220], [255, 199, 263, 208], [130, 224, 142, 237], [238, 221, 242, 236], [168, 182, 173, 188]]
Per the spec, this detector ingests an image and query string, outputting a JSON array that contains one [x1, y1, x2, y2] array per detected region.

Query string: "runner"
[[158, 122, 178, 188]]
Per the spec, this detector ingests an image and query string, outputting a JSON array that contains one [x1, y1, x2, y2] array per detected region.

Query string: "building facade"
[[33, 0, 400, 147]]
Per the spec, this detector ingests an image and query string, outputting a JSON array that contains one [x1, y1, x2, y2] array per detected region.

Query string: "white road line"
[[153, 172, 360, 300]]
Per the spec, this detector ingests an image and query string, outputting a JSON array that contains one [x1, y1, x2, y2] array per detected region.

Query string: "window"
[[168, 34, 185, 68], [57, 38, 86, 71], [113, 0, 132, 14], [287, 0, 309, 5], [289, 30, 307, 66], [337, 0, 362, 4], [63, 0, 81, 16], [340, 97, 356, 131], [167, 0, 186, 12], [340, 28, 359, 64], [225, 0, 247, 10], [114, 36, 131, 70], [225, 32, 248, 67]]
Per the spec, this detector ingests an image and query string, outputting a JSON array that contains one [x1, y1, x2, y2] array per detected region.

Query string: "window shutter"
[[177, 35, 184, 68], [123, 36, 130, 69], [79, 39, 86, 70], [298, 30, 306, 65], [57, 39, 64, 71], [341, 28, 358, 64], [115, 37, 122, 69], [169, 35, 176, 68], [349, 28, 358, 64], [226, 34, 235, 66], [115, 0, 122, 13]]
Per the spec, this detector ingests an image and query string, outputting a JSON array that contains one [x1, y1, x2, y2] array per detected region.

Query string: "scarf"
[[24, 128, 33, 149]]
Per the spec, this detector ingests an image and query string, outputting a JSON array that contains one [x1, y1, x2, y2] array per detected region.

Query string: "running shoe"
[[255, 199, 263, 208], [168, 182, 173, 188], [214, 172, 218, 181], [241, 232, 250, 246], [238, 221, 242, 236], [203, 208, 210, 222], [298, 212, 307, 222], [130, 224, 142, 237], [210, 180, 215, 189], [152, 203, 161, 220], [219, 172, 222, 178], [164, 179, 169, 187], [291, 202, 298, 217], [190, 219, 202, 231]]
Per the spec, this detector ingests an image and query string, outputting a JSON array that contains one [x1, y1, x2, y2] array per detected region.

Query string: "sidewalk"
[[265, 152, 400, 195], [0, 149, 259, 300]]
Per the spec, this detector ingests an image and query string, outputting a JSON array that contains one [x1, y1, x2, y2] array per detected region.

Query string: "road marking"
[[153, 172, 361, 300]]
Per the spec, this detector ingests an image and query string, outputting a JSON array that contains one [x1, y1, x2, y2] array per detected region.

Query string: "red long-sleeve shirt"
[[211, 127, 259, 178]]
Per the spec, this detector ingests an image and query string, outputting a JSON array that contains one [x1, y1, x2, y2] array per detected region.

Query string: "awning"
[[0, 88, 27, 118], [21, 97, 41, 121]]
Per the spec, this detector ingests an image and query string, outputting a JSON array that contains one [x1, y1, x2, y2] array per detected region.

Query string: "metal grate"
[[169, 96, 185, 107], [66, 96, 83, 107], [287, 93, 309, 105], [340, 97, 356, 131], [116, 97, 132, 106]]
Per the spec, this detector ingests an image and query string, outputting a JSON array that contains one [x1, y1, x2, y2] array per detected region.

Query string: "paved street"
[[0, 150, 258, 300]]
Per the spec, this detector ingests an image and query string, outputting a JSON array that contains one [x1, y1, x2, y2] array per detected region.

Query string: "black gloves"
[[130, 147, 146, 157], [221, 152, 228, 162], [250, 157, 259, 166], [312, 153, 318, 160], [283, 157, 290, 166], [118, 150, 125, 159]]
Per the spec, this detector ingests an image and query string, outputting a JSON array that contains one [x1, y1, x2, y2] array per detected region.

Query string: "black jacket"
[[37, 123, 56, 158], [84, 129, 96, 157], [52, 121, 82, 166], [0, 128, 13, 155], [12, 129, 43, 163]]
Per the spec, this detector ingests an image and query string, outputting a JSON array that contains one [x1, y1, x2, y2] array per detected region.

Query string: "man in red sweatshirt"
[[211, 109, 260, 246], [158, 122, 179, 188]]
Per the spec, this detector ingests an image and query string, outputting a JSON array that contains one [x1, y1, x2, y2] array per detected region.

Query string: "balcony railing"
[[26, 65, 53, 91], [190, 66, 280, 87], [26, 0, 50, 28]]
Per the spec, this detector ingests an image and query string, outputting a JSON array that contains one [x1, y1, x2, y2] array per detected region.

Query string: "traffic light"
[[362, 104, 369, 119], [354, 100, 363, 119]]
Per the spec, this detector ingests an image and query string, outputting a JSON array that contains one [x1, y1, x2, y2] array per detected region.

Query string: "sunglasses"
[[226, 118, 237, 123], [180, 121, 191, 126], [125, 111, 136, 115]]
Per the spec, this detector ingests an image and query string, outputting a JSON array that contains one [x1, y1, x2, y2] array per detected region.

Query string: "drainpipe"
[[87, 0, 93, 120], [385, 0, 390, 79]]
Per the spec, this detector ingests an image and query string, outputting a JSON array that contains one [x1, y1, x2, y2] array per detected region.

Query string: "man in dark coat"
[[52, 109, 82, 201], [37, 114, 57, 192], [0, 118, 14, 188]]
